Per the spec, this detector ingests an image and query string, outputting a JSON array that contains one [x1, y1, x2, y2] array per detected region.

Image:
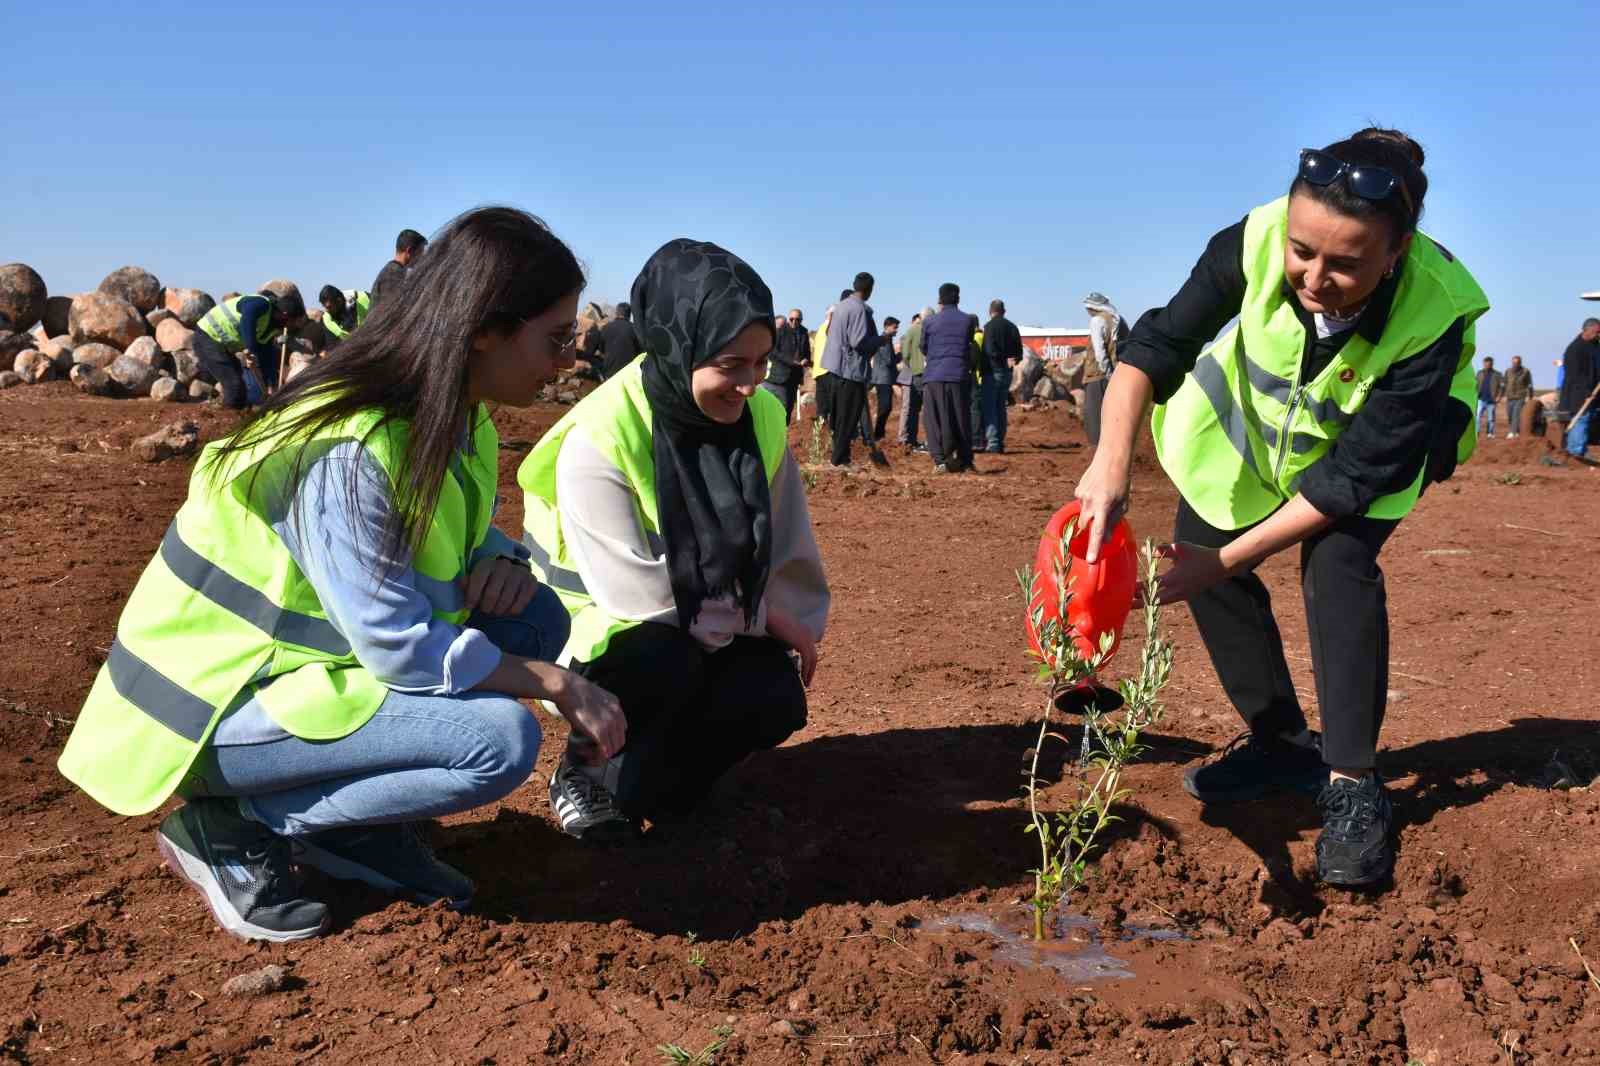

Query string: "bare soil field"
[[2, 382, 1598, 1065]]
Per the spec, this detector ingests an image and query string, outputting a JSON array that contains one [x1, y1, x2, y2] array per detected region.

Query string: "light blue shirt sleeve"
[[270, 441, 501, 695]]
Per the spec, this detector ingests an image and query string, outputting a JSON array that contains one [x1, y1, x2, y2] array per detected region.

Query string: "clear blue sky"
[[10, 0, 1597, 385]]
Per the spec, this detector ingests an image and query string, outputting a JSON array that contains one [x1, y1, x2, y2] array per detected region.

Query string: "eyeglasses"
[[1297, 149, 1414, 219]]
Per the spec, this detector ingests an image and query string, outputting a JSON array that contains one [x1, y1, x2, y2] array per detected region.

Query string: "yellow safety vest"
[[1152, 196, 1489, 530], [517, 358, 788, 666], [198, 295, 279, 354], [323, 291, 371, 341], [58, 397, 499, 815]]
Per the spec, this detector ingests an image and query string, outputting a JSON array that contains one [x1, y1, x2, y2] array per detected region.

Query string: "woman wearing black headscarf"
[[518, 239, 830, 840]]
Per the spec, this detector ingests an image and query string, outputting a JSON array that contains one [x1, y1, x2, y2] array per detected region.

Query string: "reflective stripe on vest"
[[198, 296, 277, 352], [58, 398, 500, 815], [1151, 196, 1489, 530], [517, 359, 788, 666]]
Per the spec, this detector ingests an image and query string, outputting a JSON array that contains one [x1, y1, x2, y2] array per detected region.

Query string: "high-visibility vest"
[[1152, 196, 1489, 530], [57, 397, 500, 815], [517, 358, 788, 666], [198, 295, 279, 354], [812, 323, 829, 378], [324, 291, 371, 341]]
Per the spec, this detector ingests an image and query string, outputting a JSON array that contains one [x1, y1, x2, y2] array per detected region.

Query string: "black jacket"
[[1558, 336, 1600, 416], [768, 323, 809, 385], [370, 260, 407, 310], [982, 314, 1023, 369], [599, 318, 643, 380], [1119, 218, 1471, 521]]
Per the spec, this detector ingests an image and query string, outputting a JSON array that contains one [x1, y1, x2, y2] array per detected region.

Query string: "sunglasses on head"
[[1298, 148, 1414, 219]]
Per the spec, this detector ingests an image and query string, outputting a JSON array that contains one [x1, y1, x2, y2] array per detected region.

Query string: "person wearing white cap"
[[1081, 292, 1128, 447]]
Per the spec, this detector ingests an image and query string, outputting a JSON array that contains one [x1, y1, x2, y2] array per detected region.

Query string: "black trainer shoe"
[[1315, 774, 1394, 887], [156, 799, 330, 942], [550, 753, 635, 842], [295, 823, 474, 909], [1182, 730, 1326, 804]]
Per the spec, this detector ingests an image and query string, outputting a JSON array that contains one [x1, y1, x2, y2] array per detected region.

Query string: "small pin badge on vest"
[[1339, 368, 1356, 383]]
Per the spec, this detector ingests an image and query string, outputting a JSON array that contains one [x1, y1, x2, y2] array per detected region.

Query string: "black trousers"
[[574, 623, 807, 819], [195, 332, 278, 408], [922, 380, 973, 469], [1175, 498, 1398, 770], [872, 384, 895, 441], [816, 374, 837, 427], [830, 378, 870, 465], [1083, 377, 1108, 447]]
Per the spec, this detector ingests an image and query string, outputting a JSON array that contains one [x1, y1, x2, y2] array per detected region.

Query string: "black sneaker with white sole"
[[295, 822, 474, 909], [1315, 774, 1395, 887], [156, 799, 330, 942], [1182, 730, 1326, 804], [549, 753, 635, 842]]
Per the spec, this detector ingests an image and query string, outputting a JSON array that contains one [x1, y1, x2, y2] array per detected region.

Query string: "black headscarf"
[[631, 238, 777, 630]]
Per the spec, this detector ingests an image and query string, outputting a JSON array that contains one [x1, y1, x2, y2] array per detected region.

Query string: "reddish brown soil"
[[3, 381, 1599, 1065]]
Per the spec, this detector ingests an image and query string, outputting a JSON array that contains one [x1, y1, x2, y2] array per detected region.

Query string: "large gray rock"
[[37, 336, 74, 373], [172, 348, 201, 385], [71, 342, 122, 370], [13, 349, 53, 383], [132, 420, 200, 462], [70, 292, 146, 349], [1014, 351, 1044, 400], [0, 370, 22, 389], [123, 336, 163, 367], [146, 307, 175, 330], [187, 379, 216, 402], [0, 264, 48, 334], [107, 353, 162, 395], [0, 331, 33, 362], [162, 287, 215, 327], [98, 266, 162, 313], [150, 377, 184, 403], [155, 318, 195, 353], [1032, 376, 1064, 402], [41, 295, 73, 337], [70, 363, 114, 395]]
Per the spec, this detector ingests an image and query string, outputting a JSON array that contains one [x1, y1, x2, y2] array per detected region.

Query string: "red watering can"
[[1025, 499, 1138, 671]]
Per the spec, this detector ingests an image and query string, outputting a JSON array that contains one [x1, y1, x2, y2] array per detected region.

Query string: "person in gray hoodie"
[[820, 272, 881, 466]]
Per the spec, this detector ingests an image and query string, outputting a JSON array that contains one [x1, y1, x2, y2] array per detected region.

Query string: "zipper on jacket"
[[1272, 385, 1305, 485]]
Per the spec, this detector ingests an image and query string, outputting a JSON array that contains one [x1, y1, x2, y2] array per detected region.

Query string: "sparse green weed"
[[657, 1025, 731, 1065]]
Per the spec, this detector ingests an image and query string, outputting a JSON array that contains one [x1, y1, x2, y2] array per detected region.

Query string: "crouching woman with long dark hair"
[[521, 239, 829, 841], [57, 207, 625, 941]]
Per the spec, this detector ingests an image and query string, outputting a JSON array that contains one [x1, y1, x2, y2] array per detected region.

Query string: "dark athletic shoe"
[[549, 753, 635, 842], [1315, 774, 1395, 887], [1182, 730, 1326, 804], [295, 823, 474, 909], [156, 799, 329, 942]]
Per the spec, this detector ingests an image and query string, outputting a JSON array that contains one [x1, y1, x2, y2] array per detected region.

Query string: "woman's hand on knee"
[[462, 555, 541, 617], [766, 606, 818, 687]]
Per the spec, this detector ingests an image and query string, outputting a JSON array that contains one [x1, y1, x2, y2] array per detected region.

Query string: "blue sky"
[[10, 0, 1597, 385]]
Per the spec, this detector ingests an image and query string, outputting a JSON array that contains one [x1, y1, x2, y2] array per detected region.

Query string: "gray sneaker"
[[157, 799, 330, 942], [295, 823, 474, 909]]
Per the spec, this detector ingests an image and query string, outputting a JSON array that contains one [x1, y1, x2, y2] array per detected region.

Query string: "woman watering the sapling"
[[1074, 128, 1488, 886]]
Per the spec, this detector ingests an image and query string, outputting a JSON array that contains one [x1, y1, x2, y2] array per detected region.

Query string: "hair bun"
[[1351, 126, 1425, 169]]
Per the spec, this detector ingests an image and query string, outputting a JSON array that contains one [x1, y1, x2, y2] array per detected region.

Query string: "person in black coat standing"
[[598, 302, 644, 380]]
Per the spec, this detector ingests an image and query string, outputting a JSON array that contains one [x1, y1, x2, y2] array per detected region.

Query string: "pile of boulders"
[[0, 262, 328, 402]]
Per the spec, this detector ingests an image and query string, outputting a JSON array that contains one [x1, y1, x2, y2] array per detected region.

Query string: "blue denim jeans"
[[1476, 398, 1496, 435], [981, 364, 1013, 448], [191, 585, 569, 836], [1567, 410, 1593, 458]]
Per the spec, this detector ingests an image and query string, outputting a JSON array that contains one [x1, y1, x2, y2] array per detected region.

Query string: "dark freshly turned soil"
[[3, 380, 1598, 1064]]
